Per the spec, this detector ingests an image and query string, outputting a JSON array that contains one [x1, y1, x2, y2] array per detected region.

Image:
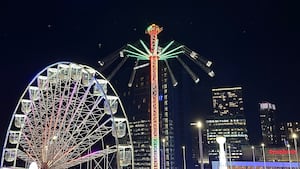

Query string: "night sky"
[[0, 0, 299, 155]]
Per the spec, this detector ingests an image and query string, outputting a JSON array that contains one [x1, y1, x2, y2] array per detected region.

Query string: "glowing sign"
[[268, 149, 296, 155]]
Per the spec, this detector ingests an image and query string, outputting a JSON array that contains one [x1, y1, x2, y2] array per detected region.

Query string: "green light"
[[146, 25, 153, 33], [139, 40, 151, 55]]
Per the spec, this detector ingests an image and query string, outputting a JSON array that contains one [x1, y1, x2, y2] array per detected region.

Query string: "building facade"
[[207, 86, 249, 162], [120, 64, 176, 169], [259, 102, 279, 145], [129, 119, 151, 168]]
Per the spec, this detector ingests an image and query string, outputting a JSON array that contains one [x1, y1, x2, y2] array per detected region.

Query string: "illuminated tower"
[[99, 24, 215, 169], [146, 24, 162, 169]]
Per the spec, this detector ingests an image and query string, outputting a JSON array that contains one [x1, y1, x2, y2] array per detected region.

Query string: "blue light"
[[159, 95, 163, 101], [212, 161, 298, 169]]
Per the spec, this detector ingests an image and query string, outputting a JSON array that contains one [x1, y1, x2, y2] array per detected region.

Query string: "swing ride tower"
[[146, 24, 162, 169], [99, 23, 215, 169]]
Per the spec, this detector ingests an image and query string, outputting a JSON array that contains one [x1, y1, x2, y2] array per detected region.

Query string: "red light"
[[268, 149, 296, 155]]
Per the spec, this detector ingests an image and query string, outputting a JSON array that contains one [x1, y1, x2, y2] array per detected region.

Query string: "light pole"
[[191, 121, 204, 169], [261, 143, 266, 169], [287, 144, 292, 169], [251, 146, 256, 169], [228, 145, 232, 169], [182, 146, 186, 169], [162, 138, 166, 169], [292, 133, 299, 169], [197, 122, 204, 169]]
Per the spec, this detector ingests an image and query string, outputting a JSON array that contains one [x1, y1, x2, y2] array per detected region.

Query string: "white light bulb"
[[29, 162, 38, 169]]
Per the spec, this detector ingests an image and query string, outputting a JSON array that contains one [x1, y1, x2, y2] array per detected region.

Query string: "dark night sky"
[[0, 0, 299, 153]]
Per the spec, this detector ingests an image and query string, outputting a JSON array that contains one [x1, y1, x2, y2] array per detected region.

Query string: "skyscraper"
[[206, 86, 249, 161], [259, 101, 278, 145], [120, 64, 176, 169]]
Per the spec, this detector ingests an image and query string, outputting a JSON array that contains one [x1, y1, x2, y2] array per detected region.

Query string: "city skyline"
[[0, 0, 299, 160]]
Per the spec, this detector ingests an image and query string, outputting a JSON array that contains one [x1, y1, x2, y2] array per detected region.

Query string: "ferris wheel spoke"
[[45, 79, 76, 161], [29, 83, 57, 163], [42, 81, 106, 165], [19, 109, 43, 162], [54, 116, 113, 164], [48, 121, 112, 168], [52, 82, 69, 138], [31, 98, 49, 160], [41, 81, 58, 146], [61, 147, 117, 168], [20, 130, 42, 165], [65, 80, 106, 131], [49, 83, 78, 143], [57, 83, 96, 146], [56, 80, 80, 140], [48, 144, 78, 167], [61, 111, 112, 159], [17, 149, 34, 163], [42, 81, 78, 165], [45, 82, 66, 142]]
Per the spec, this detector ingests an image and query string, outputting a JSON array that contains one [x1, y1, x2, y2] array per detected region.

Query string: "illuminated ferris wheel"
[[0, 62, 134, 169]]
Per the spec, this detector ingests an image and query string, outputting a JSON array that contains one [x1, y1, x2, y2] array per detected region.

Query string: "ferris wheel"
[[0, 62, 134, 169]]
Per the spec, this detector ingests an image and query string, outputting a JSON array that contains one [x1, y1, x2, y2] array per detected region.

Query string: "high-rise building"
[[159, 66, 176, 169], [259, 101, 279, 145], [120, 65, 176, 169], [206, 86, 249, 161]]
